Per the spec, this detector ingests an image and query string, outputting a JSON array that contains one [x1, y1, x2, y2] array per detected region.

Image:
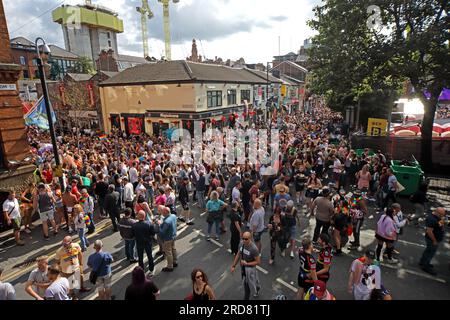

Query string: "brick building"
[[0, 0, 35, 197]]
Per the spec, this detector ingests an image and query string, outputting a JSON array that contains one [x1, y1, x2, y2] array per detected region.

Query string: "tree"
[[68, 56, 96, 75], [308, 0, 450, 170], [48, 58, 62, 81]]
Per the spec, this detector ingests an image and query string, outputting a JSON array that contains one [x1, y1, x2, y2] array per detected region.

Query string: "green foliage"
[[48, 58, 61, 81], [68, 56, 96, 75]]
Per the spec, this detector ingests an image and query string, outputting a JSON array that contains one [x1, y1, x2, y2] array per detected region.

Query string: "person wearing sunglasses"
[[231, 231, 261, 300], [190, 268, 216, 301]]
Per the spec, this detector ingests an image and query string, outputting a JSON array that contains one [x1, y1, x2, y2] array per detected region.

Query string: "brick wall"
[[11, 47, 39, 79], [0, 0, 12, 63]]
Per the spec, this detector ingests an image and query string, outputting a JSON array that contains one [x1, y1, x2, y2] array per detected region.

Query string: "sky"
[[4, 0, 320, 63]]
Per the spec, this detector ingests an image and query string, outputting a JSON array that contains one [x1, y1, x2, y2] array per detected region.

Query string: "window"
[[107, 32, 111, 39], [32, 58, 38, 66], [227, 89, 236, 105], [22, 70, 29, 79], [19, 56, 26, 65], [241, 90, 251, 103], [108, 40, 112, 47], [207, 90, 222, 108]]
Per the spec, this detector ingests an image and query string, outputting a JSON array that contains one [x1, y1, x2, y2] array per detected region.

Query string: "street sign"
[[367, 118, 388, 136], [0, 84, 17, 91]]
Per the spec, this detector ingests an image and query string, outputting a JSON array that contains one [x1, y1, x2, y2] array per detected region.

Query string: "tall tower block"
[[52, 2, 124, 62]]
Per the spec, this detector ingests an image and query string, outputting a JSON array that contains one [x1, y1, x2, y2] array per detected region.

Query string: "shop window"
[[227, 89, 236, 105]]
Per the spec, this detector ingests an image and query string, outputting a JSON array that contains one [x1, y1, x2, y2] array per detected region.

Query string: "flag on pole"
[[23, 97, 57, 130]]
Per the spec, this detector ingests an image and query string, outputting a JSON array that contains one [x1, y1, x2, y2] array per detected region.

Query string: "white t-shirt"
[[44, 277, 70, 300], [351, 260, 381, 300], [129, 167, 139, 184], [2, 198, 20, 220], [28, 268, 49, 297], [333, 159, 342, 173]]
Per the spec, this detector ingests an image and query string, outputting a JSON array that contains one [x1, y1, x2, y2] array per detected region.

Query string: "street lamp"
[[35, 37, 64, 190]]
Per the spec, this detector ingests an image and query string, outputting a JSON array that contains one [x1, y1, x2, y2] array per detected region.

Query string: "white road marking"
[[200, 211, 207, 217], [256, 266, 269, 275], [276, 278, 297, 292]]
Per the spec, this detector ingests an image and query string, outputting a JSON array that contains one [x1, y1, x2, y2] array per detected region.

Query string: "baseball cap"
[[313, 280, 326, 297], [365, 249, 376, 260]]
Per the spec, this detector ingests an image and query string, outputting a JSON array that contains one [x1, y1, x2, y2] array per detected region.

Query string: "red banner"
[[59, 84, 66, 106], [87, 83, 95, 107], [127, 117, 143, 135]]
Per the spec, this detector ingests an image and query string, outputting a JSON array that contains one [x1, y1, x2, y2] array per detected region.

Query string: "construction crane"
[[136, 0, 154, 59], [158, 0, 179, 60]]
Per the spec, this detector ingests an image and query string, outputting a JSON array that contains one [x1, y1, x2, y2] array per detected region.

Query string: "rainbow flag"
[[24, 97, 57, 130], [98, 134, 107, 140]]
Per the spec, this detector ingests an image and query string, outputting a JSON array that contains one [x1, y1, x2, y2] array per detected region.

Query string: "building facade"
[[100, 61, 274, 136]]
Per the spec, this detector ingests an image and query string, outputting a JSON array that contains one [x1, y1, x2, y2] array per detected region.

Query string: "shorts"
[[96, 273, 112, 290], [39, 209, 55, 221], [181, 202, 189, 211], [288, 226, 297, 239], [11, 218, 21, 231], [63, 269, 81, 290], [298, 273, 314, 290], [253, 231, 263, 242]]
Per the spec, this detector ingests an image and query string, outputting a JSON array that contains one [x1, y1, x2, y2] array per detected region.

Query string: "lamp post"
[[266, 62, 273, 124], [35, 37, 64, 190]]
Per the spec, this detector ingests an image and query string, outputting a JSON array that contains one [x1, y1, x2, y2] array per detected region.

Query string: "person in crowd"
[[104, 184, 121, 232], [62, 186, 78, 234], [44, 264, 70, 300], [118, 208, 138, 263], [268, 208, 287, 265], [25, 256, 50, 300], [205, 191, 227, 241], [73, 204, 90, 252], [311, 188, 334, 243], [158, 206, 178, 272], [332, 200, 351, 255], [179, 177, 194, 225], [297, 237, 317, 300], [419, 207, 446, 275], [123, 177, 135, 218], [87, 240, 114, 300], [135, 194, 152, 223], [190, 268, 216, 301], [196, 170, 207, 209], [80, 188, 95, 234], [284, 200, 299, 258], [391, 203, 407, 255], [249, 199, 266, 253], [20, 182, 36, 234], [125, 266, 160, 301], [348, 191, 367, 251], [381, 169, 397, 210], [230, 231, 261, 300], [304, 280, 336, 300], [131, 211, 156, 276], [348, 250, 381, 300], [229, 201, 243, 256], [3, 190, 24, 246], [375, 208, 398, 263], [33, 183, 58, 239], [316, 233, 333, 283], [0, 266, 16, 300], [94, 173, 109, 219], [305, 172, 322, 214]]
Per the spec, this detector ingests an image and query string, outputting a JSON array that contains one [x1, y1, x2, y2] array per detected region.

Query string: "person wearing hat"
[[311, 187, 334, 243], [304, 280, 336, 300]]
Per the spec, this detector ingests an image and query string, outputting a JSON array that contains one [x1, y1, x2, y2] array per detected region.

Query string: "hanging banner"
[[87, 83, 95, 107], [59, 84, 66, 106], [127, 117, 143, 135], [281, 85, 287, 97], [24, 97, 57, 130], [367, 118, 388, 136]]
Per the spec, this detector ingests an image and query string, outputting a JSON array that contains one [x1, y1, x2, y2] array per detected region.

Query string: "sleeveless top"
[[192, 284, 209, 301], [38, 193, 54, 212]]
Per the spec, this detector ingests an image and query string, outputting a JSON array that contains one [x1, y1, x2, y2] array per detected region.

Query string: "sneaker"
[[44, 236, 50, 241], [162, 267, 174, 272], [206, 236, 211, 241], [129, 259, 138, 264], [421, 266, 437, 276], [186, 221, 195, 226], [214, 236, 220, 241], [290, 251, 295, 259], [147, 271, 154, 278], [280, 250, 285, 257], [24, 228, 32, 234], [155, 251, 164, 257], [178, 216, 186, 222], [16, 241, 25, 246], [173, 263, 178, 268], [253, 287, 260, 298], [68, 228, 73, 234]]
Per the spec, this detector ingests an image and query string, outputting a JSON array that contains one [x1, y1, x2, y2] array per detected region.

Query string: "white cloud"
[[4, 0, 320, 63]]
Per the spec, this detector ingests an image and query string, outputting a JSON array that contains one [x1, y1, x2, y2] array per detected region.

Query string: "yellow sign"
[[367, 118, 388, 136], [281, 85, 287, 97]]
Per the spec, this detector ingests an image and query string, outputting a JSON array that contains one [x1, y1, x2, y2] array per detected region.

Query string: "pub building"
[[99, 60, 276, 136], [0, 0, 35, 227]]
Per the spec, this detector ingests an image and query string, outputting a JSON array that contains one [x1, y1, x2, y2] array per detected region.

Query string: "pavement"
[[1, 193, 449, 301]]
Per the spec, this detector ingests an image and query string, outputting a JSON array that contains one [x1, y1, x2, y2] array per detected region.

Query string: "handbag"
[[396, 181, 405, 193], [89, 255, 107, 285], [206, 210, 219, 223]]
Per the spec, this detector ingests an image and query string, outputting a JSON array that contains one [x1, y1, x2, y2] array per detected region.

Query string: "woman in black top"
[[191, 269, 216, 301], [229, 201, 243, 255], [268, 208, 288, 265], [125, 266, 160, 301]]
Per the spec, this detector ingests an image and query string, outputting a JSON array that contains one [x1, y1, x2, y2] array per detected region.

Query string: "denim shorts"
[[253, 231, 263, 242]]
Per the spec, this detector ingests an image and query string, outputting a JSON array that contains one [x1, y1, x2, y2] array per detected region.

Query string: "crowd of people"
[[1, 103, 448, 301]]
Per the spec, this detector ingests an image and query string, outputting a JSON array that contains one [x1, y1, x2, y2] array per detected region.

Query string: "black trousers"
[[352, 218, 364, 246], [230, 231, 240, 255], [136, 241, 154, 272], [313, 219, 331, 242], [109, 211, 120, 231], [382, 191, 396, 210]]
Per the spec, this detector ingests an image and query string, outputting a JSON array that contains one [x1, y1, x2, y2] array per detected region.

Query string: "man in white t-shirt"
[[2, 190, 24, 246], [44, 265, 70, 300], [0, 267, 16, 300], [348, 250, 380, 300]]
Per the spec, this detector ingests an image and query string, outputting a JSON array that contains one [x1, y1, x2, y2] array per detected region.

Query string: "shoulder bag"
[[89, 255, 107, 285]]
